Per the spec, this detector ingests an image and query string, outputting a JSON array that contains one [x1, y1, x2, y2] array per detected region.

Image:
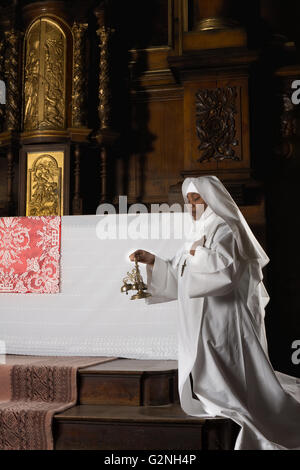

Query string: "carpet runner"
[[0, 355, 116, 450]]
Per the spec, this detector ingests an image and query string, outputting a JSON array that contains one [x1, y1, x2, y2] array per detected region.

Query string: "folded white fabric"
[[186, 181, 200, 194]]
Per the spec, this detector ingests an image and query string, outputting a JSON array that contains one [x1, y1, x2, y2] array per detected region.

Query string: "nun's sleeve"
[[188, 223, 241, 298], [145, 256, 178, 304]]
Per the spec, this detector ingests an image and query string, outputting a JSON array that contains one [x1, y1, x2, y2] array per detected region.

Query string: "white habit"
[[146, 175, 300, 450]]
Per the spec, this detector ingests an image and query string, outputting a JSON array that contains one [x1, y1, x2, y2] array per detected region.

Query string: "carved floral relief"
[[195, 86, 240, 162]]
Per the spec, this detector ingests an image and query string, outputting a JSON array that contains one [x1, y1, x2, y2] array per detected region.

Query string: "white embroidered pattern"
[[0, 217, 61, 294], [0, 218, 31, 268]]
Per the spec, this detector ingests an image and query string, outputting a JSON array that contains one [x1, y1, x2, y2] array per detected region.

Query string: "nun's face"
[[187, 192, 207, 220]]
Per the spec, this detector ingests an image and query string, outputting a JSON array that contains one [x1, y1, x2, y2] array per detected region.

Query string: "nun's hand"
[[129, 250, 155, 265]]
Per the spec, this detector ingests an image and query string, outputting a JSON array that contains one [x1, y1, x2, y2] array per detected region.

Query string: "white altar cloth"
[[0, 215, 184, 358]]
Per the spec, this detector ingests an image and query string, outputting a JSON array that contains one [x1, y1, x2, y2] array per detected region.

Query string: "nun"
[[129, 175, 300, 450]]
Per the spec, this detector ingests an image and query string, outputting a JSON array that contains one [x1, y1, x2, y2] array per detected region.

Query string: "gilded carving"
[[24, 25, 40, 130], [24, 19, 66, 131], [0, 38, 5, 131], [4, 30, 20, 131], [72, 22, 88, 128], [97, 25, 111, 129], [26, 152, 64, 216], [195, 86, 240, 162]]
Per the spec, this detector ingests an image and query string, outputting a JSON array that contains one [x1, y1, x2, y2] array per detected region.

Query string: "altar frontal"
[[0, 214, 183, 359]]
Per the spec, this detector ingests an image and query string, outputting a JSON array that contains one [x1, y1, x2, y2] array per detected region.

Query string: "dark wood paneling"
[[110, 0, 171, 50], [78, 359, 179, 406], [54, 404, 240, 450], [183, 75, 251, 178], [128, 92, 184, 202], [79, 374, 141, 406], [54, 421, 204, 450]]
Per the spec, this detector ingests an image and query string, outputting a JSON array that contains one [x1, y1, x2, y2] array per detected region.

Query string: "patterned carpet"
[[0, 355, 116, 450]]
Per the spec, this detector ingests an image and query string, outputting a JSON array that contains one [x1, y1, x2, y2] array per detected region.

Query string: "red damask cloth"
[[0, 216, 61, 294]]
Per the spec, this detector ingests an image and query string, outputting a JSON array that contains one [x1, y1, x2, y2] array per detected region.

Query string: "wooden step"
[[78, 359, 179, 406], [53, 404, 240, 450]]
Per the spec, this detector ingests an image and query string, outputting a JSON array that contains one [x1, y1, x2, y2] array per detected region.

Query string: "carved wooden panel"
[[26, 151, 64, 216], [18, 144, 70, 217], [23, 18, 67, 131], [195, 86, 240, 163], [184, 76, 250, 178], [184, 79, 218, 173]]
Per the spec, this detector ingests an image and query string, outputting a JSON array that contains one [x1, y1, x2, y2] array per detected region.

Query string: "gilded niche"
[[195, 87, 240, 162], [24, 18, 66, 131], [26, 152, 64, 216]]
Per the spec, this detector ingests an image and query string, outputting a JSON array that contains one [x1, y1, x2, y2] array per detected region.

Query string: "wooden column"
[[71, 22, 88, 128], [2, 28, 21, 216], [72, 143, 82, 215], [93, 2, 118, 205], [192, 0, 239, 31], [4, 29, 20, 132], [0, 0, 21, 216], [99, 146, 108, 204], [183, 0, 246, 51], [6, 146, 15, 215], [96, 8, 111, 131], [0, 37, 5, 132]]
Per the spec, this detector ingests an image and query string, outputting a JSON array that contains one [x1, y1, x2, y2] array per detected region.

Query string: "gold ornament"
[[121, 258, 151, 300], [24, 18, 66, 131]]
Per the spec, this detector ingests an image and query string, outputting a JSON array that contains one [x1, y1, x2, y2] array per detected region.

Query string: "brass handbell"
[[121, 258, 152, 300]]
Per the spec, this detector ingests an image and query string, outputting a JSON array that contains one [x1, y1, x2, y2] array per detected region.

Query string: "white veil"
[[182, 175, 270, 323]]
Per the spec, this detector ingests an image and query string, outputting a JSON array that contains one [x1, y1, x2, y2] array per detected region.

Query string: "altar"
[[0, 215, 183, 359]]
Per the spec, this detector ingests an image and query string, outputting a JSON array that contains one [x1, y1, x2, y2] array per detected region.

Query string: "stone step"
[[78, 359, 179, 406], [54, 404, 240, 450]]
